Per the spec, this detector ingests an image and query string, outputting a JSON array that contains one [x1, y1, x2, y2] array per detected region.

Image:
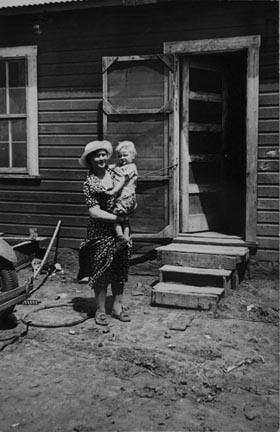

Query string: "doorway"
[[179, 52, 247, 237], [164, 36, 260, 244]]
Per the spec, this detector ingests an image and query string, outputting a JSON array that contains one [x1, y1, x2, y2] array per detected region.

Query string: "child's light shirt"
[[115, 163, 138, 193], [109, 162, 138, 215]]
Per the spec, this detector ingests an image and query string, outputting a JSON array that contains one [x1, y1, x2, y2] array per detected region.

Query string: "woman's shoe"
[[111, 307, 131, 322], [95, 311, 109, 326]]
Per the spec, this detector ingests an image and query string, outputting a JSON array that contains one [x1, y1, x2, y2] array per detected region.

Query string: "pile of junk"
[[0, 221, 61, 322]]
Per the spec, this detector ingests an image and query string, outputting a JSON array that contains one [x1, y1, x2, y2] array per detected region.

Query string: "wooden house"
[[0, 0, 278, 264]]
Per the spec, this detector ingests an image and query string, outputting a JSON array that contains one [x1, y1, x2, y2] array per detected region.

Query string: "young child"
[[106, 141, 138, 247]]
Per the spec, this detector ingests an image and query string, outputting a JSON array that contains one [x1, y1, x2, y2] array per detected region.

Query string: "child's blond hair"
[[116, 141, 137, 160]]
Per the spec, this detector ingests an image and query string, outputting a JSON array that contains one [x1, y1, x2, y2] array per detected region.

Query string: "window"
[[0, 46, 38, 176]]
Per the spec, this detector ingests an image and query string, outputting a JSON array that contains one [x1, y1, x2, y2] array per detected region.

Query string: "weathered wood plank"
[[157, 243, 249, 257], [257, 236, 279, 250], [257, 173, 279, 184], [39, 145, 163, 159], [39, 74, 101, 88], [258, 147, 279, 159], [0, 202, 88, 215], [160, 264, 231, 277], [151, 282, 221, 310], [39, 135, 97, 145], [0, 212, 165, 231], [180, 58, 190, 232], [0, 191, 84, 203], [189, 91, 222, 102], [159, 250, 238, 270], [0, 181, 168, 200], [38, 90, 102, 100], [259, 107, 279, 119], [189, 123, 221, 132], [258, 160, 279, 172], [258, 185, 279, 198], [39, 111, 98, 122], [257, 198, 279, 210], [39, 157, 162, 171], [257, 211, 279, 223], [0, 213, 88, 227], [258, 120, 279, 132], [39, 61, 101, 76], [39, 123, 98, 134], [257, 249, 279, 262], [257, 224, 279, 237], [245, 44, 259, 243], [258, 133, 279, 145], [0, 224, 86, 239], [259, 93, 279, 106], [259, 82, 279, 93], [38, 99, 100, 111], [164, 35, 261, 54]]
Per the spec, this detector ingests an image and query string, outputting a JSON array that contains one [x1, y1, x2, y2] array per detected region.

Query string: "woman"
[[78, 140, 131, 326]]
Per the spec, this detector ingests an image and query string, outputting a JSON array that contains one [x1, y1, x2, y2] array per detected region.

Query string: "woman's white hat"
[[79, 140, 113, 168]]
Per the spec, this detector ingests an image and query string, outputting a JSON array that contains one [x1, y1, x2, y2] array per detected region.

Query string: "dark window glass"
[[12, 141, 27, 167], [0, 142, 9, 167]]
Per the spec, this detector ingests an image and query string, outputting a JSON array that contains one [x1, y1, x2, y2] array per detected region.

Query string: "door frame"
[[164, 35, 260, 243]]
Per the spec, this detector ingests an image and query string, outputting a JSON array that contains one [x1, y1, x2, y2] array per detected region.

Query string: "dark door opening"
[[223, 51, 247, 237], [180, 51, 247, 237]]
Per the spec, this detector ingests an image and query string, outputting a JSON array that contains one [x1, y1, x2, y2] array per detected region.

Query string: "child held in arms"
[[106, 141, 138, 248]]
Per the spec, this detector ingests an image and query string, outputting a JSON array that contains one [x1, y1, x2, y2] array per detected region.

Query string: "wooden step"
[[178, 232, 241, 239], [159, 264, 232, 294], [156, 243, 248, 270], [173, 235, 248, 248], [151, 282, 224, 310], [157, 246, 237, 270], [157, 243, 249, 258]]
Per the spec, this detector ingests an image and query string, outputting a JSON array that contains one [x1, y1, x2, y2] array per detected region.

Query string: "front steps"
[[160, 264, 232, 295], [151, 283, 224, 310], [152, 240, 249, 310]]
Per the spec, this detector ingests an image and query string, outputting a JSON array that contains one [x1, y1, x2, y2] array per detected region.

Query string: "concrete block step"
[[151, 282, 224, 310], [159, 264, 232, 293]]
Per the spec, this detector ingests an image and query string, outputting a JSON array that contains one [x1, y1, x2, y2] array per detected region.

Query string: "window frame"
[[0, 45, 38, 177]]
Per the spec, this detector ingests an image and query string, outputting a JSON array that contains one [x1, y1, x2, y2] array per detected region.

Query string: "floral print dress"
[[78, 168, 130, 288]]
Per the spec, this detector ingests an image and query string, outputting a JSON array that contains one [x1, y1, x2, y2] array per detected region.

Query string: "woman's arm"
[[89, 205, 117, 222], [89, 205, 127, 223]]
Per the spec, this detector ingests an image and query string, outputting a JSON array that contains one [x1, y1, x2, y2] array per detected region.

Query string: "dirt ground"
[[0, 248, 279, 432]]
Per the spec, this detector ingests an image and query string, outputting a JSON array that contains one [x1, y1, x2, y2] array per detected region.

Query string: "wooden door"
[[102, 55, 176, 239], [180, 56, 227, 232]]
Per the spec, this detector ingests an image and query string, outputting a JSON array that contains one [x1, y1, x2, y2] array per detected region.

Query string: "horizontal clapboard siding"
[[0, 2, 278, 261], [257, 52, 279, 261]]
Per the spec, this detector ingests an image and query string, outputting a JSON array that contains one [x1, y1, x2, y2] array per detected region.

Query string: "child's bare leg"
[[114, 222, 124, 239], [123, 221, 130, 242]]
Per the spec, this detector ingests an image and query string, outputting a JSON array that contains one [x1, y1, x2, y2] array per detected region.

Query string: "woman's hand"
[[104, 189, 115, 196]]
